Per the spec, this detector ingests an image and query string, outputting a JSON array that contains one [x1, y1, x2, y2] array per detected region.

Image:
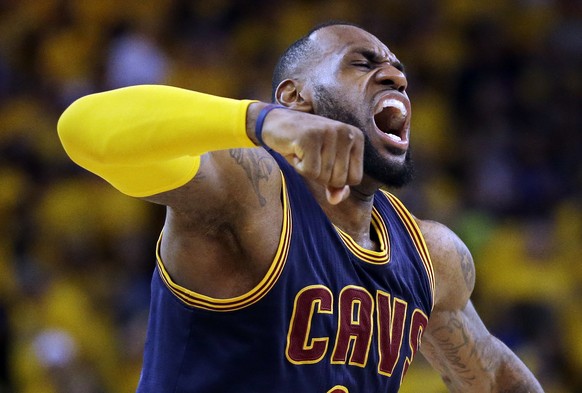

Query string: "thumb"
[[325, 185, 350, 205]]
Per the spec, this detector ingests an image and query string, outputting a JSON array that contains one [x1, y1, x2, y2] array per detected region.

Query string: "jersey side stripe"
[[383, 191, 435, 310], [383, 192, 433, 277], [156, 170, 292, 312], [388, 194, 435, 307]]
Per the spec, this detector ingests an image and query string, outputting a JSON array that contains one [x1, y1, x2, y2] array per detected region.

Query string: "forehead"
[[310, 25, 397, 62]]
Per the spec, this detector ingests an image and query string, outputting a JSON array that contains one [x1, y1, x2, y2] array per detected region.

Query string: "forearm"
[[423, 335, 543, 393], [421, 303, 543, 393], [57, 85, 257, 196], [488, 337, 544, 393]]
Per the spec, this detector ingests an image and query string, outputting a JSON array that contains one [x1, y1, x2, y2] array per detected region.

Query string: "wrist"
[[246, 102, 268, 145], [246, 102, 289, 146]]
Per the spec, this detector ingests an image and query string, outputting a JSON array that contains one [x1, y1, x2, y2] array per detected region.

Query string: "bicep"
[[144, 148, 281, 212]]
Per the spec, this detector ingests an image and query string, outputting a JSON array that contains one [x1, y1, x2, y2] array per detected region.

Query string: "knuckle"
[[331, 174, 348, 188], [299, 163, 319, 179], [353, 127, 365, 142], [323, 162, 334, 173], [342, 126, 363, 144]]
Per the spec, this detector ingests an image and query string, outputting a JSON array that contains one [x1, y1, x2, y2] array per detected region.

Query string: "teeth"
[[374, 98, 408, 139], [386, 133, 402, 142], [382, 99, 407, 117]]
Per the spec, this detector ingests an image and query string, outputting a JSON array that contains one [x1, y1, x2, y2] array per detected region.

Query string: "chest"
[[273, 197, 433, 382]]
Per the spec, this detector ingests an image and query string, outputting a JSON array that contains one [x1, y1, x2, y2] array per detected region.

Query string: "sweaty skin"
[[59, 24, 543, 393], [157, 26, 541, 391]]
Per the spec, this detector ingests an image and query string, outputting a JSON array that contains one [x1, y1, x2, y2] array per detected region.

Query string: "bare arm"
[[57, 85, 365, 297], [57, 85, 364, 210], [417, 220, 543, 392]]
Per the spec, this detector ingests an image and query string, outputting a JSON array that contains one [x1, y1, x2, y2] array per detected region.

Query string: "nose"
[[374, 64, 407, 93]]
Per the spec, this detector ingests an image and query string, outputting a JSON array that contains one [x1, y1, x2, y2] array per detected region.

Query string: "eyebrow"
[[353, 48, 406, 73]]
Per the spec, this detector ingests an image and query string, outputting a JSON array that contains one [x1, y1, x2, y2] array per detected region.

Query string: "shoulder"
[[415, 219, 476, 311]]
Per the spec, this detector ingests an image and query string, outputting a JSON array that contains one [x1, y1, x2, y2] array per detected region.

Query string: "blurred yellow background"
[[0, 1, 580, 392]]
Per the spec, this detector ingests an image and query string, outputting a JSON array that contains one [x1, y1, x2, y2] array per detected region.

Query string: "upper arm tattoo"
[[230, 149, 274, 207], [454, 238, 475, 292]]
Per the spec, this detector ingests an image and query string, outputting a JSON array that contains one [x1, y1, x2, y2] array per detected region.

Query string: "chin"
[[364, 145, 415, 189]]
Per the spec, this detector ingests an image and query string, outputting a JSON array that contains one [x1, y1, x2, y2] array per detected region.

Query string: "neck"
[[306, 177, 383, 250]]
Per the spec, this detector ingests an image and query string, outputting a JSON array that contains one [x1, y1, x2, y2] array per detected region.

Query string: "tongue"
[[374, 106, 405, 134]]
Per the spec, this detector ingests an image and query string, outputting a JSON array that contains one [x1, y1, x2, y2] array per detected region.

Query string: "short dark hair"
[[271, 21, 364, 102]]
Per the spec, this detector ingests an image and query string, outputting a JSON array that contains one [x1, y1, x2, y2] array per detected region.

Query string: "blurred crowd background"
[[0, 0, 580, 392]]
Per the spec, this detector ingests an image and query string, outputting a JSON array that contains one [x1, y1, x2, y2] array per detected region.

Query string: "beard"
[[312, 84, 414, 189]]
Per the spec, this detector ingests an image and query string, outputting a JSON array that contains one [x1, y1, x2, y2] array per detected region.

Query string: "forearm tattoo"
[[230, 149, 274, 207], [425, 312, 542, 392], [429, 315, 479, 387]]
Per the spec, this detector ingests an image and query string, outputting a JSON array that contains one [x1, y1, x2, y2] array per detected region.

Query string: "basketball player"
[[57, 23, 543, 392]]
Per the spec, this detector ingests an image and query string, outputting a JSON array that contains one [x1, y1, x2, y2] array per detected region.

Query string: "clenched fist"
[[247, 103, 364, 204]]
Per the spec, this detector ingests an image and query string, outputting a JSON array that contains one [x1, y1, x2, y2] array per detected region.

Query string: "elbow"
[[57, 95, 108, 169]]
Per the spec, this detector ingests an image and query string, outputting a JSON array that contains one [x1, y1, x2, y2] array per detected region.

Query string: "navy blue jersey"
[[137, 151, 435, 393]]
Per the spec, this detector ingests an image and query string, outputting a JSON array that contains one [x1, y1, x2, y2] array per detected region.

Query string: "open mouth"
[[373, 98, 408, 143]]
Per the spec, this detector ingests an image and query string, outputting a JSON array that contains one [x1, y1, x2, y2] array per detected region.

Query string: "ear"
[[275, 79, 313, 113]]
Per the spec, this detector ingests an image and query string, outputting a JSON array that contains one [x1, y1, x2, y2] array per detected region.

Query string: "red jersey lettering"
[[286, 285, 333, 364], [376, 291, 408, 376], [331, 286, 374, 367]]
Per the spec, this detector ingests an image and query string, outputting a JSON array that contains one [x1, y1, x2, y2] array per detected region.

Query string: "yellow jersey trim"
[[381, 190, 435, 310], [156, 170, 292, 312], [334, 207, 391, 265]]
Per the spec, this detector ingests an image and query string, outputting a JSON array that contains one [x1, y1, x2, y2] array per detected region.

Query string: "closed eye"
[[353, 61, 372, 70], [350, 48, 406, 75]]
